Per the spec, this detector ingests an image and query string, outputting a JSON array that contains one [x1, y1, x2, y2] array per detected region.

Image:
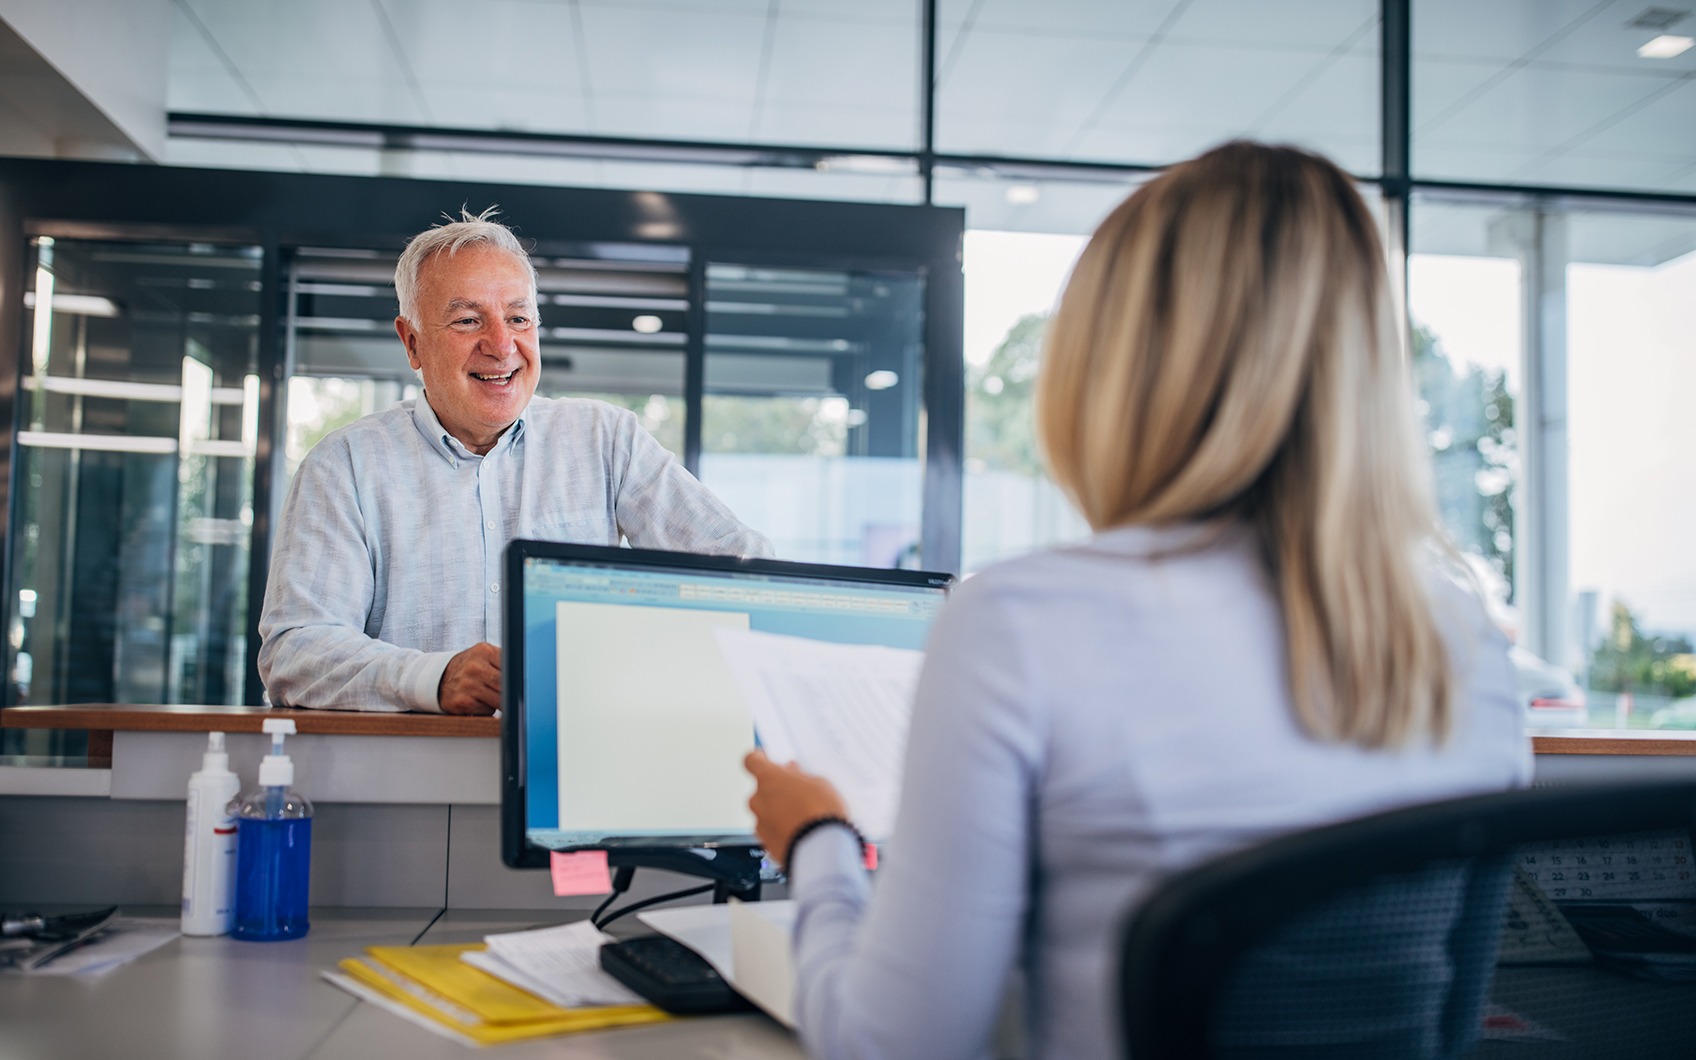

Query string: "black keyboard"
[[599, 934, 754, 1015]]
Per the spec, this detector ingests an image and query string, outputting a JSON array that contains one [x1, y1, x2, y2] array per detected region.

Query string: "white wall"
[[0, 0, 170, 159]]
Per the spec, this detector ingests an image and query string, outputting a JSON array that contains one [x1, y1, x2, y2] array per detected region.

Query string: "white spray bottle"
[[182, 731, 240, 936]]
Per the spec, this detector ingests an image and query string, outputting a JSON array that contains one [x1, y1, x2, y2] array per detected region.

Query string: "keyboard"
[[599, 934, 753, 1015]]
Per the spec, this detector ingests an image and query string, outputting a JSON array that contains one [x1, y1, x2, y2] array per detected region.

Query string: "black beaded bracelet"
[[783, 815, 867, 872]]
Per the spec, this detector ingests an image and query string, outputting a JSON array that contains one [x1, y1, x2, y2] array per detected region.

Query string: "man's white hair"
[[393, 205, 538, 326]]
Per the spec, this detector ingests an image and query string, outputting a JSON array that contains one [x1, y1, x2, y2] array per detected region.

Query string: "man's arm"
[[257, 440, 458, 712], [604, 407, 775, 558]]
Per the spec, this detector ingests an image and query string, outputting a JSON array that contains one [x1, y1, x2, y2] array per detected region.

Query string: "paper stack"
[[326, 923, 666, 1047]]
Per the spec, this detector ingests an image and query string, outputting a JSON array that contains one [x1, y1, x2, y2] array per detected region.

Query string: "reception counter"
[[0, 704, 604, 912], [6, 703, 1696, 911]]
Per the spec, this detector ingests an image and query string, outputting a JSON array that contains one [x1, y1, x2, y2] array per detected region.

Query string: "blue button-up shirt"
[[258, 395, 772, 711]]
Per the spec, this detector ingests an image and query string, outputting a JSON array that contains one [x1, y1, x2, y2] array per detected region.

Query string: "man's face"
[[396, 244, 540, 454]]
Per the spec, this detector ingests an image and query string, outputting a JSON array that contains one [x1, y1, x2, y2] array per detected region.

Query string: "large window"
[[1412, 197, 1696, 731]]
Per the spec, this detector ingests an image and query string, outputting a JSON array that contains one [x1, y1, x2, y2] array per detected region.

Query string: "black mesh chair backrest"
[[1119, 781, 1696, 1059]]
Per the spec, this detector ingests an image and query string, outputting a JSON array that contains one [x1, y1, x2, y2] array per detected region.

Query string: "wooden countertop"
[[1531, 730, 1696, 756], [0, 703, 499, 738], [5, 705, 1695, 755]]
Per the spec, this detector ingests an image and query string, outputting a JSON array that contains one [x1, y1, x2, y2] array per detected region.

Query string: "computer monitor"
[[500, 540, 953, 869]]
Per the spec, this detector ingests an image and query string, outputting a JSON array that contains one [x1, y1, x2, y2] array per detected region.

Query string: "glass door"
[[8, 237, 261, 724]]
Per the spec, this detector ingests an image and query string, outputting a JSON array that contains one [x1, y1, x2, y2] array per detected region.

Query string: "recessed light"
[[1005, 183, 1041, 205], [1638, 34, 1694, 57], [864, 370, 899, 390], [631, 315, 663, 334]]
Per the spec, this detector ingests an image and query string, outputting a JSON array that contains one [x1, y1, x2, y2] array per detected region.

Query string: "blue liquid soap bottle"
[[231, 718, 313, 941]]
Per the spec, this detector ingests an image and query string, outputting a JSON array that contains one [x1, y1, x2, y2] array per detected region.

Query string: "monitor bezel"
[[500, 539, 954, 869]]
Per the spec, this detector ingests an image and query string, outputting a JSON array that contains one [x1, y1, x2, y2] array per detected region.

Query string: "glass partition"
[[699, 263, 926, 567], [6, 237, 261, 741]]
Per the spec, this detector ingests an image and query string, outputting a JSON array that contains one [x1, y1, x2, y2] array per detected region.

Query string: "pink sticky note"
[[550, 850, 612, 896]]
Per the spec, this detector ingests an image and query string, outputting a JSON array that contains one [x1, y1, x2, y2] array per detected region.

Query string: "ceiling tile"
[[780, 0, 918, 22], [1518, 148, 1695, 191], [1070, 41, 1329, 163], [1574, 75, 1696, 158], [935, 29, 1140, 153], [1528, 1, 1696, 71], [177, 0, 423, 121], [1244, 51, 1379, 172], [1412, 0, 1630, 62], [762, 12, 918, 111], [1165, 0, 1378, 51], [1412, 56, 1509, 133], [576, 4, 765, 107], [967, 0, 1185, 37], [1419, 63, 1674, 152], [384, 0, 588, 100], [745, 7, 921, 148], [168, 2, 230, 77]]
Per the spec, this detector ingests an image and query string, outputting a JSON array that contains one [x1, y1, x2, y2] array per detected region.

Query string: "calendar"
[[1516, 831, 1696, 902], [1497, 865, 1592, 965]]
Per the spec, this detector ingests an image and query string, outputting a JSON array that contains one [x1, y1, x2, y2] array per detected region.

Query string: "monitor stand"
[[606, 846, 763, 904]]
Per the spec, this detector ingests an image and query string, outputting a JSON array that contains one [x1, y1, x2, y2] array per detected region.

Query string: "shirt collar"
[[409, 395, 529, 467]]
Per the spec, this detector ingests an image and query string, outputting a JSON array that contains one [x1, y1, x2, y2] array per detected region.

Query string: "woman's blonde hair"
[[1037, 140, 1451, 749]]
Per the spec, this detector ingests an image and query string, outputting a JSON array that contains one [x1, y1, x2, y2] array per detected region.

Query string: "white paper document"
[[714, 628, 923, 840], [1, 917, 178, 977], [470, 920, 645, 1007]]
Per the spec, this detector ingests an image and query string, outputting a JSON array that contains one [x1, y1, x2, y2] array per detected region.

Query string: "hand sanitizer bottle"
[[232, 719, 313, 941], [182, 731, 240, 936]]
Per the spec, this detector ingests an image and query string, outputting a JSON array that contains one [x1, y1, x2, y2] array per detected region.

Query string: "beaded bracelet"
[[783, 815, 867, 872]]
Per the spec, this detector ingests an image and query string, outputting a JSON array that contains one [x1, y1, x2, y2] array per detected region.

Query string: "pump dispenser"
[[182, 731, 240, 936], [231, 719, 313, 941]]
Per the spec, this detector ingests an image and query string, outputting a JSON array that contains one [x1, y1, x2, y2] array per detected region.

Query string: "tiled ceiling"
[[161, 0, 1696, 210]]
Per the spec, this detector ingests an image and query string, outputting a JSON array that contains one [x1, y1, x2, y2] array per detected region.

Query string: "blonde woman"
[[745, 141, 1529, 1060]]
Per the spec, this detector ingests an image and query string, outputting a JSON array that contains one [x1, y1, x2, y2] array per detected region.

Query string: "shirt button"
[[490, 583, 500, 594], [486, 521, 496, 530]]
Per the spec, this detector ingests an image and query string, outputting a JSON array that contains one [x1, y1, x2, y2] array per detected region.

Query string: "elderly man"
[[258, 208, 771, 714]]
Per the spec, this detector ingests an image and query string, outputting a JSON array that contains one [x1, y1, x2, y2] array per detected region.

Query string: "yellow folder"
[[335, 942, 668, 1045]]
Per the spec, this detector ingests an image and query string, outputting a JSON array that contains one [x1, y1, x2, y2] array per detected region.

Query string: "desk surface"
[[0, 907, 802, 1060]]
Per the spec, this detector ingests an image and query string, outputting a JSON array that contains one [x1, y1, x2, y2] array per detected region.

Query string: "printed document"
[[713, 628, 923, 840]]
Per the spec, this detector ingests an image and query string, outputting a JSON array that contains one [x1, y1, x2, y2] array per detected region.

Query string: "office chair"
[[1118, 781, 1696, 1059]]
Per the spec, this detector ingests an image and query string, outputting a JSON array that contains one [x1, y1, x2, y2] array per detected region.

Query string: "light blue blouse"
[[787, 523, 1531, 1060]]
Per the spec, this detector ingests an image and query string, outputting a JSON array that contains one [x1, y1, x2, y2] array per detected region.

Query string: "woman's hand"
[[744, 749, 851, 868]]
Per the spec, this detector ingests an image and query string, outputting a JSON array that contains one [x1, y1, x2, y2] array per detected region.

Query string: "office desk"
[[0, 907, 804, 1060]]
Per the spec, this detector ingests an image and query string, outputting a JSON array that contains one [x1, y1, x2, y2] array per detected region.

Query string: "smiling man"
[[257, 208, 771, 714]]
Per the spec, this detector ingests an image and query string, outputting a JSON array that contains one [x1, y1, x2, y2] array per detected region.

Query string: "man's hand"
[[744, 749, 851, 868], [438, 642, 501, 715]]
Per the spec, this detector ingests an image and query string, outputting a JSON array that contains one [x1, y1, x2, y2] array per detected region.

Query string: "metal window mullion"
[[1519, 209, 1570, 668], [243, 236, 288, 705], [682, 253, 707, 476]]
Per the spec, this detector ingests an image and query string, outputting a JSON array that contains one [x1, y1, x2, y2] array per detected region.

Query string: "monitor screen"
[[501, 540, 952, 868]]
